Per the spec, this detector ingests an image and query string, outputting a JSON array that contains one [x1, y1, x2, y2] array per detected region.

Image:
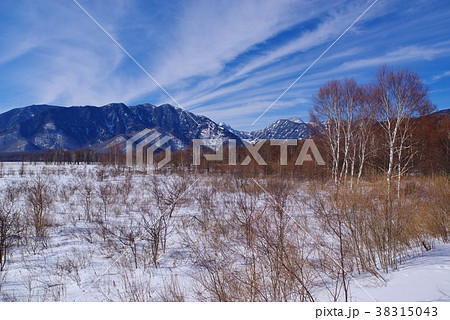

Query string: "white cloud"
[[2, 0, 449, 131], [336, 45, 447, 72], [432, 70, 450, 81], [151, 0, 337, 85]]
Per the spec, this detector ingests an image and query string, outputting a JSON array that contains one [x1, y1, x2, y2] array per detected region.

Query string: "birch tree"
[[374, 65, 433, 197]]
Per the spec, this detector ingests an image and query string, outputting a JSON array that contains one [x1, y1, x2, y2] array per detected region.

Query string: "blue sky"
[[0, 0, 449, 131]]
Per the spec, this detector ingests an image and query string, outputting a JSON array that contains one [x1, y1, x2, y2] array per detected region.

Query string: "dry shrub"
[[406, 176, 449, 244], [305, 175, 449, 284], [0, 184, 21, 271], [158, 273, 185, 302], [183, 177, 318, 302], [24, 175, 54, 248], [424, 176, 449, 242]]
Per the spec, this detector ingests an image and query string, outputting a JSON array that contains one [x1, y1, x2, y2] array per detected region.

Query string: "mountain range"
[[219, 117, 310, 142], [3, 103, 446, 154], [0, 103, 311, 153]]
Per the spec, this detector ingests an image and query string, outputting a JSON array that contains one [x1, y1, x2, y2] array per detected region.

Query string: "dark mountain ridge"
[[0, 103, 241, 152]]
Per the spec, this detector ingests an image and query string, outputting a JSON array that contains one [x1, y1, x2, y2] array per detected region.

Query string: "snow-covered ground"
[[0, 162, 448, 302], [352, 243, 450, 302]]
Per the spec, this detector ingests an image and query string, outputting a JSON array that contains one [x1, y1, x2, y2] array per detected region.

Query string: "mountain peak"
[[104, 102, 127, 108], [288, 117, 304, 124]]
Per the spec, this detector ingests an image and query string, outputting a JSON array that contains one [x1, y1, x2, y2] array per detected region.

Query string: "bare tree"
[[25, 175, 54, 247], [0, 185, 20, 271], [353, 84, 378, 185], [224, 177, 262, 248], [374, 65, 434, 197], [98, 182, 114, 222], [311, 79, 363, 185], [114, 217, 141, 269], [148, 174, 191, 253], [194, 183, 217, 231], [78, 179, 94, 222]]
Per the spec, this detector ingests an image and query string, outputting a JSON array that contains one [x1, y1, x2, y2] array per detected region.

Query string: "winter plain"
[[0, 161, 448, 302]]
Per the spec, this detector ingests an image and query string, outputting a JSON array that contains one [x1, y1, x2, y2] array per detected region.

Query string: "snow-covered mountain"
[[0, 103, 242, 152], [218, 122, 252, 140], [0, 102, 316, 153], [250, 117, 310, 140], [220, 117, 311, 142]]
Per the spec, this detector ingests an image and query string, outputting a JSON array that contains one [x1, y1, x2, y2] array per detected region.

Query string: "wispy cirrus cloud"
[[0, 0, 449, 130], [0, 0, 143, 107], [151, 0, 335, 85], [433, 70, 450, 81], [336, 45, 448, 72]]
